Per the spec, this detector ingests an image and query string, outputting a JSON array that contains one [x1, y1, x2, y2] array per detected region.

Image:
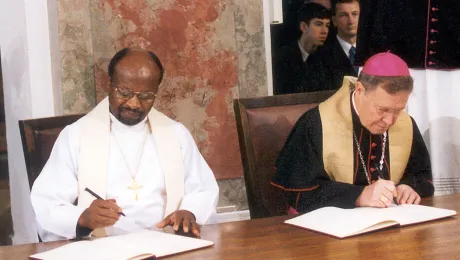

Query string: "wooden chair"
[[19, 114, 85, 189], [233, 91, 335, 219]]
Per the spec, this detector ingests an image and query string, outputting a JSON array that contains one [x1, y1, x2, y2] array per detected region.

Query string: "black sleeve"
[[398, 117, 434, 197], [271, 109, 365, 213], [272, 50, 293, 95], [299, 54, 325, 93], [76, 223, 93, 238]]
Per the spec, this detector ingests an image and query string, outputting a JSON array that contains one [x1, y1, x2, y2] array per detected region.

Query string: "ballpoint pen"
[[375, 164, 399, 206], [84, 187, 126, 216]]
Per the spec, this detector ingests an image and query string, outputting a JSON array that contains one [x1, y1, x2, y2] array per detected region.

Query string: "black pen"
[[84, 187, 126, 216], [375, 165, 399, 206]]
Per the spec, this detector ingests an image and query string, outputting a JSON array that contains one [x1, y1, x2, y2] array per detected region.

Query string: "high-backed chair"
[[234, 91, 335, 219], [19, 114, 85, 189]]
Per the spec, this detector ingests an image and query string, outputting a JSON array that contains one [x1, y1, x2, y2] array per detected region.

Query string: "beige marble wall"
[[233, 0, 267, 98], [58, 0, 96, 113]]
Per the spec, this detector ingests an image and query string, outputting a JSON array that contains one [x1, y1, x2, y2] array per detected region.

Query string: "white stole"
[[77, 97, 185, 236]]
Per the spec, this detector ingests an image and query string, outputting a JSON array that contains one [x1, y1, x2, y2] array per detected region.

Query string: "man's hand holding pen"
[[78, 199, 123, 229], [356, 179, 398, 208], [374, 165, 420, 206], [356, 163, 422, 208]]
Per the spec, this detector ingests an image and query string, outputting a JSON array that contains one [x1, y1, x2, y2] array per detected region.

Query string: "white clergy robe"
[[30, 113, 219, 242]]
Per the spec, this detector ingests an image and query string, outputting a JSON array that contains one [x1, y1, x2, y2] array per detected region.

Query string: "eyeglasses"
[[114, 87, 156, 101], [373, 105, 404, 117], [365, 92, 404, 117]]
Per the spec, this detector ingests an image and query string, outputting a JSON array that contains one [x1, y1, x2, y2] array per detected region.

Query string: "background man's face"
[[333, 1, 360, 38], [302, 18, 330, 47]]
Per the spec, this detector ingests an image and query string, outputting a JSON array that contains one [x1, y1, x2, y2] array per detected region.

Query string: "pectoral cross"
[[128, 179, 143, 201]]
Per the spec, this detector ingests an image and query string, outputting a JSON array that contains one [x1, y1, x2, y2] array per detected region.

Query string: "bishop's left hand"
[[156, 210, 201, 238], [396, 184, 421, 205]]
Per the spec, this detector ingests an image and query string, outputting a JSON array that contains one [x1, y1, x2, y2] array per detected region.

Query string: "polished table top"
[[1, 194, 459, 259]]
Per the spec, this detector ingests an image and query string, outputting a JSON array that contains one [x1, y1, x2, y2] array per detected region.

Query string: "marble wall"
[[57, 0, 268, 212], [58, 0, 96, 113]]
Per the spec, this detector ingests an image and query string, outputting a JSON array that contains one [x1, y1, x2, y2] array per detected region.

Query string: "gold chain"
[[110, 119, 150, 181], [353, 130, 387, 185]]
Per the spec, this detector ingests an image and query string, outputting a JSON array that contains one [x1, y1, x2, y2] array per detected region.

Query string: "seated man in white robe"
[[30, 48, 219, 241]]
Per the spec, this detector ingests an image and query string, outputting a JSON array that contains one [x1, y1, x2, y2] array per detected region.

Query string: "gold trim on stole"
[[318, 76, 412, 184]]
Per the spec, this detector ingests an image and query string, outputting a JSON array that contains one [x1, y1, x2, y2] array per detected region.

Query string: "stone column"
[[0, 0, 62, 244]]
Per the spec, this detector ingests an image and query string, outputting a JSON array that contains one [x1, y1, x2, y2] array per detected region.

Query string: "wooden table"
[[1, 194, 459, 259]]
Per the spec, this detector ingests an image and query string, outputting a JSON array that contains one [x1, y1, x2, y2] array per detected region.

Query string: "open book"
[[29, 230, 213, 260], [285, 204, 457, 239]]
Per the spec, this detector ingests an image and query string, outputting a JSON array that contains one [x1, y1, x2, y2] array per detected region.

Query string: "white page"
[[285, 205, 457, 238], [31, 230, 213, 260], [378, 204, 457, 226], [98, 230, 214, 257], [29, 240, 146, 260], [285, 207, 397, 238]]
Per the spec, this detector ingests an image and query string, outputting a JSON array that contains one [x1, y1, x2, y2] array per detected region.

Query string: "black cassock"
[[355, 0, 460, 69], [271, 95, 434, 213]]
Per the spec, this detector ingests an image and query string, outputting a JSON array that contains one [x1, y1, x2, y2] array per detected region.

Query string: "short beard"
[[118, 116, 142, 126], [118, 107, 144, 126], [340, 30, 357, 39]]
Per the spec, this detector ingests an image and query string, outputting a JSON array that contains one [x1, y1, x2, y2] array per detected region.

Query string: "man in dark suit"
[[310, 0, 360, 91], [272, 3, 332, 95]]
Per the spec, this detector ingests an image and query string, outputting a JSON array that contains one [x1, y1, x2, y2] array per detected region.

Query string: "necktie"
[[349, 46, 358, 73], [349, 46, 356, 65]]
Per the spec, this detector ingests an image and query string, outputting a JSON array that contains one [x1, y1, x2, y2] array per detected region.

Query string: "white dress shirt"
[[337, 35, 356, 58]]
